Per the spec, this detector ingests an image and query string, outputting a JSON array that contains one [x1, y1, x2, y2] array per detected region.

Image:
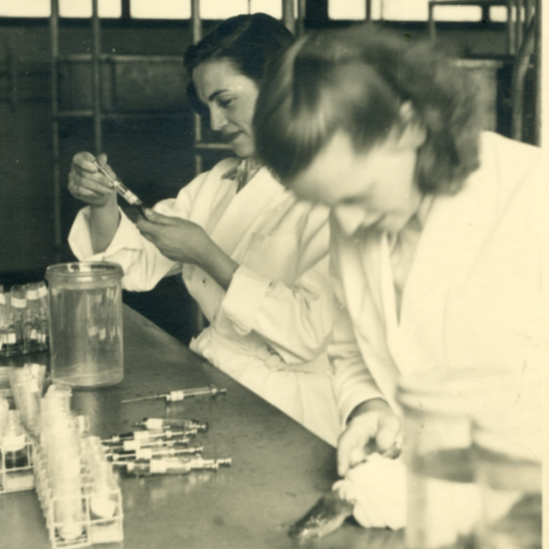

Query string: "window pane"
[[490, 6, 508, 22], [131, 0, 191, 19], [431, 5, 481, 21], [0, 0, 50, 17], [329, 0, 382, 20], [250, 0, 282, 19], [59, 0, 121, 18], [200, 0, 249, 19], [329, 0, 365, 20], [383, 0, 428, 21]]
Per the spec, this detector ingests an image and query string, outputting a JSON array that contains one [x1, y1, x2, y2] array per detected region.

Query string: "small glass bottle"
[[0, 285, 6, 356], [3, 294, 21, 356], [9, 285, 27, 355], [36, 281, 50, 350], [24, 283, 41, 353]]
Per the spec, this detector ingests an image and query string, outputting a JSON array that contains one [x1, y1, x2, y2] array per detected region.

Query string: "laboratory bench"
[[0, 306, 403, 549]]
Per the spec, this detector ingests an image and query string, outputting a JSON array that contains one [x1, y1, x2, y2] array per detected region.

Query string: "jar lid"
[[46, 262, 123, 289]]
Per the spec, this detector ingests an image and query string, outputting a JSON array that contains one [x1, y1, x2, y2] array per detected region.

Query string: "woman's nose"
[[334, 205, 378, 236], [209, 105, 227, 131]]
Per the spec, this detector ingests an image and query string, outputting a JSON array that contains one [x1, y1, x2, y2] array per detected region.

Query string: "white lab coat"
[[69, 158, 340, 446], [329, 131, 548, 422]]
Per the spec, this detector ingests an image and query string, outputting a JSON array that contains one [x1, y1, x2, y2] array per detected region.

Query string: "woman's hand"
[[337, 399, 403, 477], [68, 152, 116, 208], [136, 210, 210, 264], [136, 210, 238, 289]]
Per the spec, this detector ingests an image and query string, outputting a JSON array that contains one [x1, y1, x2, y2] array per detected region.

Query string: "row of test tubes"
[[0, 282, 49, 357], [0, 364, 47, 493], [35, 385, 123, 548]]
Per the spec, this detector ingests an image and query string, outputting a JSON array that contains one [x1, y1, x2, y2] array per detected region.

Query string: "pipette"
[[135, 417, 209, 433], [121, 385, 227, 404], [102, 429, 197, 445], [125, 457, 232, 475], [92, 159, 149, 217], [109, 445, 203, 462]]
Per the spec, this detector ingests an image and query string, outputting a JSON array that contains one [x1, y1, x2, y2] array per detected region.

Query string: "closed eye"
[[219, 97, 234, 108]]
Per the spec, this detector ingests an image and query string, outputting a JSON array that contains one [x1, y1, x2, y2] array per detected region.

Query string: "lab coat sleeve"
[[221, 203, 334, 364], [328, 233, 384, 425], [68, 171, 208, 292]]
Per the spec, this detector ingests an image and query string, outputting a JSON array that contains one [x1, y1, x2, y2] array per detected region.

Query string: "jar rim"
[[46, 261, 123, 279]]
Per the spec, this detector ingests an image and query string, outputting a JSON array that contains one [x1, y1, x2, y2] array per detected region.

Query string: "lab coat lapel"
[[349, 232, 401, 408], [209, 167, 286, 258], [396, 154, 499, 376]]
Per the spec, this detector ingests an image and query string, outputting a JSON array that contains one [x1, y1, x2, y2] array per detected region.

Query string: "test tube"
[[2, 410, 29, 469], [0, 397, 9, 436], [41, 412, 84, 541], [9, 366, 41, 438]]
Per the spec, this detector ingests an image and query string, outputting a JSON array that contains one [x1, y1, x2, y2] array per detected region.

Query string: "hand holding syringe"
[[91, 158, 149, 217]]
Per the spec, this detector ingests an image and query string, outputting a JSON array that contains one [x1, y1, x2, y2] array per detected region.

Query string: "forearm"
[[89, 195, 120, 253], [197, 239, 239, 291]]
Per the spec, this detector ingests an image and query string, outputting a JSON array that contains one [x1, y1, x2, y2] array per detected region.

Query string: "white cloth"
[[69, 158, 340, 446], [329, 131, 547, 424], [333, 454, 407, 530]]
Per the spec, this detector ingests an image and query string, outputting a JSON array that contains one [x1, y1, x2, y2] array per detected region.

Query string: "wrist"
[[348, 398, 389, 423]]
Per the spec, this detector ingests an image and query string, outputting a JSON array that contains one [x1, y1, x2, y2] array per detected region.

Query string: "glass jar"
[[472, 374, 541, 549], [46, 262, 124, 388], [397, 369, 495, 549]]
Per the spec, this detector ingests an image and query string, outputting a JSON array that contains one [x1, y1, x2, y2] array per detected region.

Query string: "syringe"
[[104, 437, 190, 453], [125, 457, 232, 475], [92, 159, 149, 217], [102, 429, 197, 445], [135, 418, 209, 433], [121, 385, 227, 404], [109, 445, 203, 462]]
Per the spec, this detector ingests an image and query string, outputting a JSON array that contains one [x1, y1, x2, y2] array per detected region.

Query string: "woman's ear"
[[393, 101, 426, 149]]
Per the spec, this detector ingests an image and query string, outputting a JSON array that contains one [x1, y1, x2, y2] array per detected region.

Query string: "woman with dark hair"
[[255, 25, 544, 476], [66, 14, 340, 446]]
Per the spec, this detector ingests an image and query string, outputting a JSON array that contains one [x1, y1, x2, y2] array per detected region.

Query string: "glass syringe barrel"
[[104, 437, 190, 453], [102, 429, 197, 445], [109, 445, 203, 462], [135, 418, 209, 433], [126, 457, 232, 475], [92, 160, 148, 215]]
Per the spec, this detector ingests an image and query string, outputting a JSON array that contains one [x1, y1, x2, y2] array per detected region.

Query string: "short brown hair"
[[254, 24, 482, 194]]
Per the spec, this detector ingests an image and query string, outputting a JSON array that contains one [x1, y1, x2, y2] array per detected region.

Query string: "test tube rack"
[[33, 445, 124, 548], [0, 435, 35, 493]]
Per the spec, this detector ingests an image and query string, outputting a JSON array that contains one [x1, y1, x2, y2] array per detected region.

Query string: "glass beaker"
[[397, 369, 490, 549], [46, 262, 124, 388], [472, 371, 542, 549]]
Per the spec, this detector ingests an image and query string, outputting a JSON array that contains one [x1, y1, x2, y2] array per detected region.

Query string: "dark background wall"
[[0, 12, 526, 342]]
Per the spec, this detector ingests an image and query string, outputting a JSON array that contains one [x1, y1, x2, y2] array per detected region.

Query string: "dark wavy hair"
[[183, 13, 294, 121], [254, 24, 482, 194]]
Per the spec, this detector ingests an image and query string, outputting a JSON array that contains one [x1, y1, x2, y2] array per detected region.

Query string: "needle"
[[121, 385, 227, 404]]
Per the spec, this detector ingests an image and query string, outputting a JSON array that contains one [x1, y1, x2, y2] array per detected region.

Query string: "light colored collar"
[[416, 194, 435, 230]]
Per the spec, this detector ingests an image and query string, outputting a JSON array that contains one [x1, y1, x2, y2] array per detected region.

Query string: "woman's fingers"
[[337, 408, 402, 477]]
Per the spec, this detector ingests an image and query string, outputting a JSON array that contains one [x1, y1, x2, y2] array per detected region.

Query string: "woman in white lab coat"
[[67, 14, 340, 446], [254, 25, 545, 473]]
